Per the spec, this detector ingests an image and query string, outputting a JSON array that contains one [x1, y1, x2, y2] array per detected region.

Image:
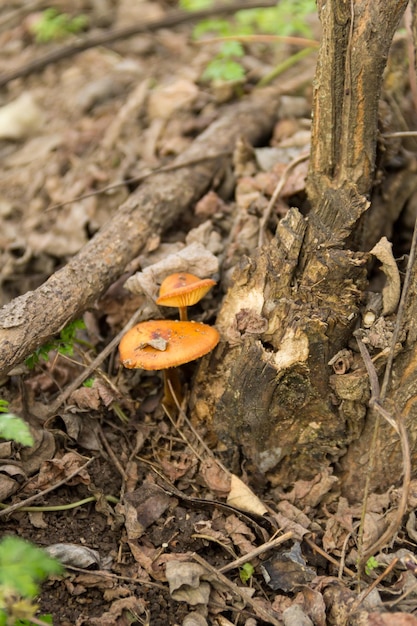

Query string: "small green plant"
[[239, 562, 254, 584], [0, 401, 33, 447], [0, 536, 62, 626], [25, 319, 87, 369], [180, 0, 316, 83], [365, 555, 380, 576], [30, 8, 88, 44]]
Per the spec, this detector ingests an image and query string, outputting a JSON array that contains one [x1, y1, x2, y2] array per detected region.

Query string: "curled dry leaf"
[[118, 483, 172, 540], [165, 560, 210, 606], [25, 451, 91, 491], [46, 543, 102, 568], [200, 458, 231, 496], [227, 474, 268, 516], [370, 236, 401, 316], [86, 597, 147, 626]]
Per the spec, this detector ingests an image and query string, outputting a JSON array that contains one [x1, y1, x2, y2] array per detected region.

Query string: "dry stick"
[[304, 536, 356, 579], [97, 424, 128, 483], [46, 305, 149, 417], [258, 152, 309, 247], [192, 552, 282, 626], [46, 151, 232, 212], [350, 557, 399, 614], [65, 565, 166, 590], [219, 531, 293, 573], [0, 0, 277, 88], [0, 457, 94, 518]]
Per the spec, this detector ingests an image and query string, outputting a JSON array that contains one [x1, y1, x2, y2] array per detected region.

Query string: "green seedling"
[[25, 319, 87, 369], [30, 8, 88, 44], [0, 536, 62, 626], [180, 0, 316, 83], [365, 555, 381, 576], [239, 562, 255, 584]]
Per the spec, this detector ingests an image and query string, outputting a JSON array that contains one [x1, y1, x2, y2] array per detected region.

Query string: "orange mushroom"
[[156, 273, 216, 321], [119, 319, 219, 409]]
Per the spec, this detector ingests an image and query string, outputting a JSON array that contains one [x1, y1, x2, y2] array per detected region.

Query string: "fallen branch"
[[0, 87, 280, 377]]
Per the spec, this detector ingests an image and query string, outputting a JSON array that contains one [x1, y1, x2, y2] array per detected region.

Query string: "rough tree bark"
[[191, 0, 412, 498]]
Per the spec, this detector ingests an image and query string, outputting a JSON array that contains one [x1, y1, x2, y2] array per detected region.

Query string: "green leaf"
[[193, 18, 233, 38], [0, 537, 62, 599], [219, 40, 244, 58], [0, 400, 9, 414], [365, 555, 380, 575], [202, 58, 245, 82], [0, 414, 33, 446], [239, 562, 254, 584]]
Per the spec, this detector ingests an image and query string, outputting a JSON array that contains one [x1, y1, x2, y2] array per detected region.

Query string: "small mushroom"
[[119, 319, 219, 409], [156, 273, 216, 321]]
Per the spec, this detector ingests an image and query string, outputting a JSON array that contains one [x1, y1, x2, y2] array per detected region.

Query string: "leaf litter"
[[1, 1, 417, 625]]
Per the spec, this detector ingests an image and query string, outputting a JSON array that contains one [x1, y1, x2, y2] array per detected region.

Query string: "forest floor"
[[1, 1, 417, 625]]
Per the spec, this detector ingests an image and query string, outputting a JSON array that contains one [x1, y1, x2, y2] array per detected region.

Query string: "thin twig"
[[258, 152, 309, 246], [46, 151, 231, 212], [0, 457, 94, 518], [97, 424, 128, 483], [355, 335, 411, 565], [192, 552, 282, 626], [46, 305, 151, 417], [65, 564, 166, 589], [219, 531, 293, 573], [350, 557, 399, 613], [194, 34, 320, 48], [304, 536, 356, 578]]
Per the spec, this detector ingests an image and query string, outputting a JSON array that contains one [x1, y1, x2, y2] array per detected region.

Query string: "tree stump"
[[191, 0, 412, 498]]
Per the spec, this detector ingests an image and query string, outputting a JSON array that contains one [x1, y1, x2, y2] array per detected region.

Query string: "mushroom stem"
[[162, 368, 183, 410], [178, 306, 188, 322]]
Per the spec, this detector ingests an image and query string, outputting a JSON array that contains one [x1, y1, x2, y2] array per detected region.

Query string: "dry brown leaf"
[[370, 236, 401, 315], [200, 459, 231, 496], [226, 474, 268, 516], [26, 451, 91, 491], [87, 596, 147, 625], [46, 543, 101, 568], [118, 483, 172, 540], [166, 560, 210, 606]]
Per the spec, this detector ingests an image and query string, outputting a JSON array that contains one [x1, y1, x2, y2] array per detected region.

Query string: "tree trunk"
[[191, 0, 412, 497]]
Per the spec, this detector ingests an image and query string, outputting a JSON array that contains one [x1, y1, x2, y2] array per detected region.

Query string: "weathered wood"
[[0, 88, 281, 377], [191, 0, 408, 489]]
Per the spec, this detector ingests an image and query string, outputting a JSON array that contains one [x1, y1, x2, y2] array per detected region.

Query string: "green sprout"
[[0, 536, 62, 626], [239, 562, 255, 584], [25, 319, 87, 369], [30, 8, 88, 44], [365, 555, 380, 576], [181, 0, 317, 83]]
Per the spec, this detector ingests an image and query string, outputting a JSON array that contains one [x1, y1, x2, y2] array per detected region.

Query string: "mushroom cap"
[[119, 320, 220, 370], [156, 272, 216, 308]]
